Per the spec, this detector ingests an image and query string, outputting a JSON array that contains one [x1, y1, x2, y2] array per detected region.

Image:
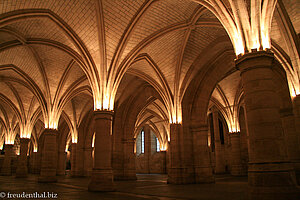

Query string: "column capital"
[[4, 144, 14, 149], [229, 131, 240, 136], [170, 123, 182, 127], [94, 110, 113, 120], [235, 50, 274, 73], [43, 128, 58, 135], [19, 138, 30, 143]]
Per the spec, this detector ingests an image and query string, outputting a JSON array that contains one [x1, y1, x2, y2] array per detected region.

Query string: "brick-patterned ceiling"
[[0, 0, 296, 135]]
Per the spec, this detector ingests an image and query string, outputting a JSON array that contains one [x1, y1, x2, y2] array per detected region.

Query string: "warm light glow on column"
[[33, 146, 38, 153], [289, 82, 300, 98], [20, 123, 33, 139], [169, 104, 182, 124], [233, 31, 245, 56], [160, 143, 168, 151], [94, 87, 115, 111], [0, 138, 3, 150], [65, 143, 69, 153], [71, 129, 78, 144], [5, 132, 15, 145], [44, 109, 59, 130], [215, 0, 276, 56], [92, 132, 95, 148], [228, 118, 240, 133], [20, 133, 30, 139]]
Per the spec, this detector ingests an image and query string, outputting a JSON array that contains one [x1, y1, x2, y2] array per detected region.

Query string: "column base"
[[88, 169, 115, 192], [248, 162, 299, 200], [167, 167, 192, 184], [194, 166, 215, 183], [16, 166, 28, 178]]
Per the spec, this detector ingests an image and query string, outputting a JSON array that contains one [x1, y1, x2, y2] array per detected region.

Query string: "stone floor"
[[0, 174, 249, 199]]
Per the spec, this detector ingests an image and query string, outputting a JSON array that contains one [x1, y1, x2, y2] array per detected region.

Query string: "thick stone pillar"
[[57, 150, 66, 176], [168, 123, 186, 184], [280, 108, 300, 180], [229, 132, 244, 176], [30, 152, 39, 174], [70, 143, 77, 176], [36, 150, 42, 174], [16, 138, 30, 178], [292, 95, 300, 184], [212, 109, 225, 174], [84, 147, 92, 176], [293, 95, 300, 125], [76, 146, 84, 176], [70, 143, 84, 177], [38, 129, 58, 183], [160, 150, 167, 173], [144, 126, 151, 173], [88, 110, 115, 191], [236, 51, 299, 199], [1, 144, 14, 175], [191, 124, 214, 183], [123, 138, 137, 180]]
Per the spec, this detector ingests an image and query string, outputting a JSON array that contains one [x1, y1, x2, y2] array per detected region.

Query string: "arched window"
[[136, 129, 145, 155], [141, 130, 145, 154]]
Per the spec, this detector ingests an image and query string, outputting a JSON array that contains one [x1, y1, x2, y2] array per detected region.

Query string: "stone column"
[[144, 126, 151, 173], [292, 95, 300, 184], [1, 144, 14, 175], [29, 152, 38, 174], [76, 146, 84, 176], [38, 129, 58, 183], [84, 147, 92, 176], [70, 143, 77, 176], [123, 138, 137, 180], [57, 150, 66, 176], [88, 110, 115, 191], [168, 123, 186, 184], [236, 51, 298, 199], [293, 95, 300, 126], [16, 138, 30, 178], [191, 124, 214, 183], [36, 151, 41, 174], [212, 109, 225, 174], [230, 132, 243, 176], [160, 150, 167, 173]]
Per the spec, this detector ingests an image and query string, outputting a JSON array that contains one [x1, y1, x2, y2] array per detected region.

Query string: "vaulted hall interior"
[[0, 0, 299, 199]]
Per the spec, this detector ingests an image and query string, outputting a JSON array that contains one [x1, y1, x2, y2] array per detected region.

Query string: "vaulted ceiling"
[[0, 0, 298, 143]]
